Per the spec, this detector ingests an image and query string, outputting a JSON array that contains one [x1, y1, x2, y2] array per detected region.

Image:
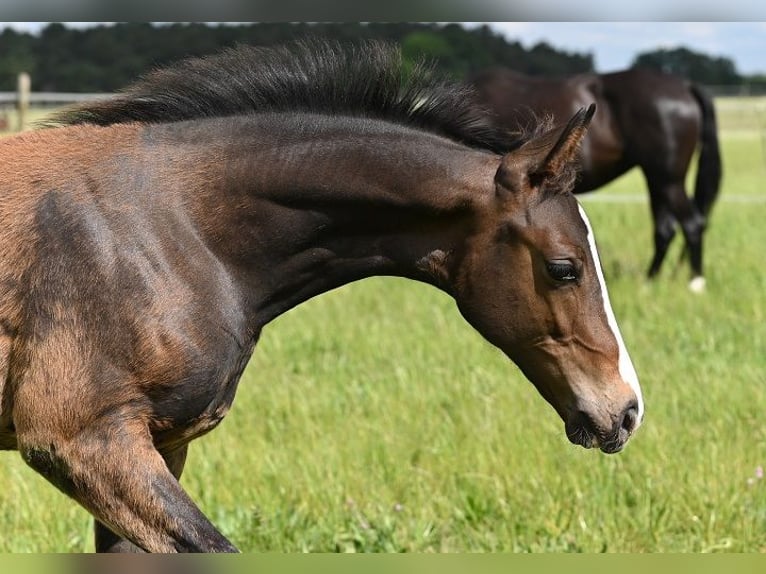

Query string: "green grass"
[[1, 105, 765, 553]]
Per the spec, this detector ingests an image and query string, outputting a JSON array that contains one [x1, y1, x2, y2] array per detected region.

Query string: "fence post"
[[16, 72, 30, 132]]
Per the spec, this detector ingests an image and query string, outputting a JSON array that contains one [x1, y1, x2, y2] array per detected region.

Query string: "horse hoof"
[[688, 276, 706, 293]]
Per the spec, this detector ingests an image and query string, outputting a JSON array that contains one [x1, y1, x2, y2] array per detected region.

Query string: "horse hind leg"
[[646, 196, 678, 279], [94, 523, 145, 553], [647, 180, 706, 291], [679, 211, 707, 292], [94, 445, 190, 553], [672, 191, 706, 292]]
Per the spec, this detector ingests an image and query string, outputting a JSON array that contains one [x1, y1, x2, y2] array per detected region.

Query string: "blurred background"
[[1, 22, 764, 134]]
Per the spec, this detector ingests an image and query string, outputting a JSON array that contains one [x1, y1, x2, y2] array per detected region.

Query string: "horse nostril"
[[620, 401, 639, 435]]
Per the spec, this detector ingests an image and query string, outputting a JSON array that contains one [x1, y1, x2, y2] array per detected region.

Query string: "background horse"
[[469, 67, 722, 292], [0, 41, 642, 552]]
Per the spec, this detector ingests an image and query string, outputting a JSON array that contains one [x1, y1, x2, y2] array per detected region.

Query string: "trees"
[[0, 28, 37, 84], [1, 23, 754, 93], [632, 47, 741, 85], [0, 22, 595, 92]]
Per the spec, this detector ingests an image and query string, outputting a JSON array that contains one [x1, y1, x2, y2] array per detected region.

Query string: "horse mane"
[[48, 39, 527, 154]]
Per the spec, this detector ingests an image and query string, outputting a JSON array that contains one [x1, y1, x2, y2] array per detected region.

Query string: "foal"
[[0, 41, 643, 552]]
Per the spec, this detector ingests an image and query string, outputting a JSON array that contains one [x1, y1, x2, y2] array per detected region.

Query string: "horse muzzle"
[[565, 400, 641, 454]]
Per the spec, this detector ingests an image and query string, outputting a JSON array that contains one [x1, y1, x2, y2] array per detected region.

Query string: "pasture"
[[0, 99, 764, 552]]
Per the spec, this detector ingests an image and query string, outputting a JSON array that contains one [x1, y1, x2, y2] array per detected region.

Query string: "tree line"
[[0, 22, 757, 93]]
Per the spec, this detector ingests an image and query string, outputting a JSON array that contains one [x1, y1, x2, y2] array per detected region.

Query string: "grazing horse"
[[0, 41, 643, 552], [469, 67, 722, 291]]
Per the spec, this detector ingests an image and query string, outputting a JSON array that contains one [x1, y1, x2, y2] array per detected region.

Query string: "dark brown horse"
[[0, 41, 643, 552], [469, 67, 722, 292]]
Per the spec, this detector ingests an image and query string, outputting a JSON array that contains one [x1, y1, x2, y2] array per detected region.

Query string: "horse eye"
[[546, 260, 578, 282]]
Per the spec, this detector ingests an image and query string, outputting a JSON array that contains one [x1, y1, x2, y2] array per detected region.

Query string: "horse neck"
[[165, 114, 499, 325]]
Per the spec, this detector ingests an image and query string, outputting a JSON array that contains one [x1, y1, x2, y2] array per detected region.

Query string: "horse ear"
[[533, 104, 595, 179], [496, 104, 595, 193]]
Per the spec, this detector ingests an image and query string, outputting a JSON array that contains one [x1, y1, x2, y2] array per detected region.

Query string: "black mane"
[[50, 39, 522, 153]]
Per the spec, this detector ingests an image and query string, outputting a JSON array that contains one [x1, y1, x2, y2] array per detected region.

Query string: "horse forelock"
[[47, 39, 520, 154]]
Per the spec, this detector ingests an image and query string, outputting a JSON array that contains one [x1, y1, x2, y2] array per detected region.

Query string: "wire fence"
[[705, 84, 766, 98], [0, 91, 112, 105], [1, 88, 765, 137], [0, 89, 113, 132]]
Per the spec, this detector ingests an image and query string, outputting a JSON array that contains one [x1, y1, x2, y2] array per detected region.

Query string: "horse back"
[[469, 68, 626, 190], [470, 68, 598, 126], [599, 68, 701, 177]]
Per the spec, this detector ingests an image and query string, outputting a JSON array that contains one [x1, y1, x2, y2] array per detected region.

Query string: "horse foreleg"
[[16, 412, 236, 553], [94, 445, 190, 553]]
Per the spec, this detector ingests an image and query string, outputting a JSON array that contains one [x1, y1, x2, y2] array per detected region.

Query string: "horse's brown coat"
[[0, 42, 642, 552]]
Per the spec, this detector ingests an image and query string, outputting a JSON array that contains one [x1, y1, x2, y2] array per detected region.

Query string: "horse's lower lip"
[[599, 441, 625, 454], [599, 426, 634, 454]]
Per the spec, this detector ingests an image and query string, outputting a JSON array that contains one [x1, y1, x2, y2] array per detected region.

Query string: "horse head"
[[451, 105, 643, 453]]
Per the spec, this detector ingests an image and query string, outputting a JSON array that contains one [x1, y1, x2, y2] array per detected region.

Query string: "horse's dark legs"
[[681, 213, 706, 290], [94, 445, 189, 553], [646, 200, 677, 279], [647, 179, 706, 290]]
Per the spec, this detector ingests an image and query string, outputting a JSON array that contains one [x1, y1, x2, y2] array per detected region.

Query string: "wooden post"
[[16, 72, 30, 132]]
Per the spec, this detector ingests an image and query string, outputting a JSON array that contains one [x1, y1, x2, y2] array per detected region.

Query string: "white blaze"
[[577, 203, 644, 422]]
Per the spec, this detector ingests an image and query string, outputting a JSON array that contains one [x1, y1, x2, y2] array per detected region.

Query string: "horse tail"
[[689, 83, 722, 220]]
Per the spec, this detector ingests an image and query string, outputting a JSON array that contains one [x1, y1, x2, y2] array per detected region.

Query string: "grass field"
[[0, 103, 764, 552]]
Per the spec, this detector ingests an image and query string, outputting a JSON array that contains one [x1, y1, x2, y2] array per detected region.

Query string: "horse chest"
[[119, 272, 254, 441]]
